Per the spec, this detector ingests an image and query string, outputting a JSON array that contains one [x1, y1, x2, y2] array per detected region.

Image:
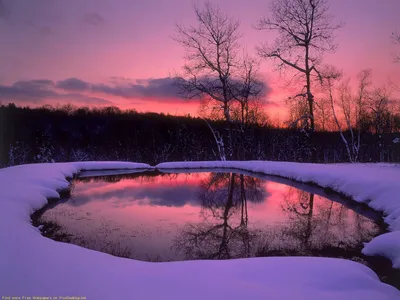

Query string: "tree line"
[[1, 103, 399, 167]]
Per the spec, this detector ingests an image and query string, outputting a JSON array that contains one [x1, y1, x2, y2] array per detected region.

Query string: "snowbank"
[[156, 161, 400, 268], [0, 161, 399, 299]]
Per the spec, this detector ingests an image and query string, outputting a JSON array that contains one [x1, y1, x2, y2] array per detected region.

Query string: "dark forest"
[[1, 103, 399, 167]]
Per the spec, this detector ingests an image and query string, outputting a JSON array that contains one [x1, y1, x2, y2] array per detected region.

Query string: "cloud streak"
[[0, 79, 113, 106], [0, 76, 274, 110], [0, 77, 189, 107], [56, 78, 91, 91], [56, 77, 187, 100], [93, 77, 182, 99], [59, 76, 272, 102], [83, 13, 106, 26], [67, 184, 200, 208]]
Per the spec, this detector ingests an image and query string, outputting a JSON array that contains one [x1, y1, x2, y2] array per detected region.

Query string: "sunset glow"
[[0, 0, 399, 120]]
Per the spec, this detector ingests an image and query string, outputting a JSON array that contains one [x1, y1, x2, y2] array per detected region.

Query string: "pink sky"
[[0, 0, 399, 119]]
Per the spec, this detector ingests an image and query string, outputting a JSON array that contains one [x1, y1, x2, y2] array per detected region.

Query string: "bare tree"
[[393, 32, 400, 63], [368, 88, 392, 134], [228, 54, 266, 159], [323, 67, 355, 162], [354, 69, 372, 158], [367, 87, 393, 161], [324, 68, 371, 162], [314, 96, 333, 131], [203, 119, 226, 161], [229, 54, 265, 126], [173, 2, 240, 123], [173, 2, 265, 160], [256, 0, 342, 159], [286, 94, 311, 132], [390, 31, 400, 93]]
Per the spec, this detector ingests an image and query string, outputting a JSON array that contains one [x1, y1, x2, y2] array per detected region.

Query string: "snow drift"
[[0, 161, 399, 299]]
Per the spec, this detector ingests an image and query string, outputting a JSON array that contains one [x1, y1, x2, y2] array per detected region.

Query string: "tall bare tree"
[[393, 32, 400, 63], [173, 2, 264, 160], [314, 96, 333, 131], [323, 68, 371, 162], [367, 87, 394, 161], [389, 32, 400, 92], [354, 69, 372, 155], [256, 0, 342, 159], [174, 2, 263, 123], [229, 54, 265, 126], [323, 68, 354, 162]]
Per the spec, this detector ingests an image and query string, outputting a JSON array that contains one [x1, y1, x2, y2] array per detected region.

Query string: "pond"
[[35, 169, 385, 263]]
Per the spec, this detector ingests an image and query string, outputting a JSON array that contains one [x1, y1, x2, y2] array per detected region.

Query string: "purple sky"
[[0, 0, 399, 116]]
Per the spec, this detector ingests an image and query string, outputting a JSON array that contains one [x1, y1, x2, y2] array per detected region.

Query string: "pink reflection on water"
[[40, 172, 379, 261]]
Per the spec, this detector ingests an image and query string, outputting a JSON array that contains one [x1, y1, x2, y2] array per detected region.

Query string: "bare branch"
[[256, 0, 343, 137], [173, 2, 243, 123], [288, 114, 313, 128], [392, 32, 400, 63], [174, 2, 268, 128]]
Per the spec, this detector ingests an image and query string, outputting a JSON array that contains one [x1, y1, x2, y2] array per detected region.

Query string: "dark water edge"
[[30, 170, 400, 290]]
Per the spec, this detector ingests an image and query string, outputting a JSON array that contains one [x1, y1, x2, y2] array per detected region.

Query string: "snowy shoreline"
[[0, 161, 399, 299]]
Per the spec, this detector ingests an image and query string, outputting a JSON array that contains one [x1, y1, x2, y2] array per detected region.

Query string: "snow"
[[156, 161, 400, 268], [363, 232, 400, 268], [79, 168, 154, 178], [0, 161, 399, 299]]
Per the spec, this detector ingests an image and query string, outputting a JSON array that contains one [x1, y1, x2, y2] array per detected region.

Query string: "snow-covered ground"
[[0, 161, 399, 299]]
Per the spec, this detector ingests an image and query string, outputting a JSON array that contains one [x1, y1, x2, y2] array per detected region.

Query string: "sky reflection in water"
[[39, 171, 380, 262]]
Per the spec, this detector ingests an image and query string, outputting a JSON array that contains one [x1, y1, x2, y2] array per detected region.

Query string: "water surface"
[[38, 170, 381, 262]]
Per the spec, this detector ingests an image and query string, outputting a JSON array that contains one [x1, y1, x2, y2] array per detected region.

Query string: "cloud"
[[0, 80, 57, 102], [0, 79, 113, 106], [57, 93, 113, 105], [67, 184, 200, 207], [54, 77, 184, 101], [56, 78, 91, 91], [83, 13, 106, 26], [108, 76, 134, 85], [13, 79, 54, 88], [39, 26, 53, 35], [64, 175, 269, 208], [0, 76, 273, 107], [0, 0, 9, 19], [92, 77, 182, 100]]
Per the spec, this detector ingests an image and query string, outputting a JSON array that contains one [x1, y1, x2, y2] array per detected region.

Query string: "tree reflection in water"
[[173, 173, 379, 260], [173, 173, 265, 259], [267, 187, 380, 257]]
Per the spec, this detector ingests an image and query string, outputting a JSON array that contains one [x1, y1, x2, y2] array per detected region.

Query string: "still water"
[[37, 170, 382, 262]]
